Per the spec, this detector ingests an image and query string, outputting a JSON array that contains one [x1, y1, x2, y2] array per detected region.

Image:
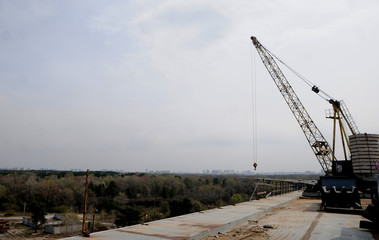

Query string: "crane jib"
[[251, 36, 334, 174]]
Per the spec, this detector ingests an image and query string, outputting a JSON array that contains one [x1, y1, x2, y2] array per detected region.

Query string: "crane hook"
[[253, 162, 258, 171]]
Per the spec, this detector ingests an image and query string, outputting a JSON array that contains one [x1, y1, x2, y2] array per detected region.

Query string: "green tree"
[[30, 201, 46, 232], [161, 186, 169, 199], [196, 185, 223, 204], [229, 193, 243, 205], [98, 199, 120, 213], [183, 177, 194, 190], [213, 178, 220, 185], [94, 183, 106, 197], [0, 184, 7, 197], [106, 181, 119, 198], [192, 200, 207, 212], [114, 206, 141, 227], [126, 188, 137, 198], [169, 198, 193, 217]]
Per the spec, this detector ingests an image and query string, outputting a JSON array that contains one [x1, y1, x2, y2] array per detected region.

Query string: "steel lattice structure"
[[251, 36, 335, 174]]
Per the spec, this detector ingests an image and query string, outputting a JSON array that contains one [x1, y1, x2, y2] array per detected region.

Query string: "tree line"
[[0, 170, 318, 227]]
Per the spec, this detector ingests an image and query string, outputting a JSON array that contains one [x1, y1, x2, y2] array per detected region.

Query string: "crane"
[[250, 36, 336, 174], [250, 36, 379, 211]]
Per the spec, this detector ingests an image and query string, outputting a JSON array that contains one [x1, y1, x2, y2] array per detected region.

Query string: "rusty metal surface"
[[64, 192, 301, 240]]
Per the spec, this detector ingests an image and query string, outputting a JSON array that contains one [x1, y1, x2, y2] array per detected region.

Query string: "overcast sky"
[[1, 0, 379, 173]]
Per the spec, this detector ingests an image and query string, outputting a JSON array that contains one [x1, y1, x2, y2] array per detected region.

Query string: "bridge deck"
[[65, 192, 300, 239]]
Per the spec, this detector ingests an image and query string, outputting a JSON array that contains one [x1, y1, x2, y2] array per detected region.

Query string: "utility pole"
[[82, 169, 90, 237]]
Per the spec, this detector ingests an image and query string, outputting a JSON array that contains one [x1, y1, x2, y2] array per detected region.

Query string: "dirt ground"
[[201, 219, 270, 240], [200, 207, 286, 240]]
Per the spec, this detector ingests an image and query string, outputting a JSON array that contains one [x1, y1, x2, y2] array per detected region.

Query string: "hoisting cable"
[[262, 42, 360, 138], [268, 49, 314, 88], [250, 43, 258, 171], [265, 47, 336, 102]]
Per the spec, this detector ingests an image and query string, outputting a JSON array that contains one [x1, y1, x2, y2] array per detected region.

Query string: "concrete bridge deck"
[[66, 191, 301, 240], [65, 191, 378, 239]]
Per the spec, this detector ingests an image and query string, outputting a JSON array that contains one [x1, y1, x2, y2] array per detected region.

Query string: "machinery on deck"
[[250, 36, 379, 211]]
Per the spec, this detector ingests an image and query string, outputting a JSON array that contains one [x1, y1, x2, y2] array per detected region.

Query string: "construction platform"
[[65, 191, 378, 239]]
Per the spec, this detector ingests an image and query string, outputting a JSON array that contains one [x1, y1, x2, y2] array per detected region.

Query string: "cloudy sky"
[[1, 0, 379, 173]]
